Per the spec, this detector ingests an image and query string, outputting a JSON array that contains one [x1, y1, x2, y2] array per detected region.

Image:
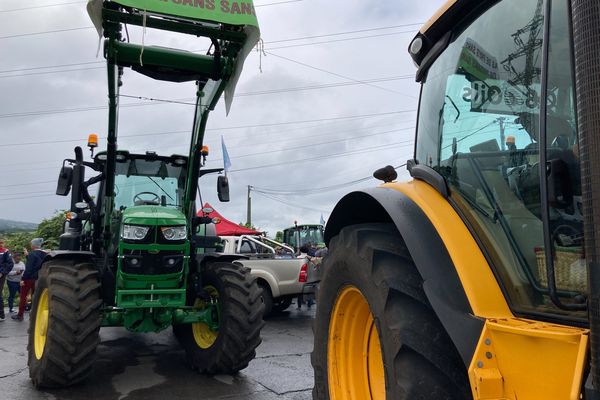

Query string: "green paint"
[[101, 305, 218, 332], [121, 205, 187, 226], [112, 0, 259, 28]]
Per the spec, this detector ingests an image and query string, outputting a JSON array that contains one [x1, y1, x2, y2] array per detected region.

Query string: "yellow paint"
[[380, 181, 588, 398], [192, 285, 219, 349], [328, 286, 385, 400], [382, 181, 512, 318], [469, 319, 589, 399], [34, 288, 49, 360], [473, 368, 504, 399], [420, 0, 458, 33]]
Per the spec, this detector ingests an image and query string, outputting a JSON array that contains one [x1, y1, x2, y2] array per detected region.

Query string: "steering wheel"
[[133, 191, 161, 206]]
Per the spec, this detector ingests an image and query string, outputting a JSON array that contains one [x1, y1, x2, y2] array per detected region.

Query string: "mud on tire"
[[174, 262, 264, 374], [311, 223, 471, 400], [28, 259, 102, 388]]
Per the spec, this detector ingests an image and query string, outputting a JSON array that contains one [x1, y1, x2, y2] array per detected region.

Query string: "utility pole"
[[246, 185, 252, 227], [498, 117, 506, 150]]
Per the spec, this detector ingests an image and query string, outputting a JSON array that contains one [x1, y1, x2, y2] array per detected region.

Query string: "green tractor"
[[27, 0, 263, 388]]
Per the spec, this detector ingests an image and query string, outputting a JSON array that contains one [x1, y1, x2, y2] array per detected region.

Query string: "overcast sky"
[[0, 0, 445, 236]]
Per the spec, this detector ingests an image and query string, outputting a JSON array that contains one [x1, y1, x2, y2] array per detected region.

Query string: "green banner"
[[112, 0, 259, 28]]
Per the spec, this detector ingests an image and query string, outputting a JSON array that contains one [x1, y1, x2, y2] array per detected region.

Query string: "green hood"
[[122, 206, 187, 226]]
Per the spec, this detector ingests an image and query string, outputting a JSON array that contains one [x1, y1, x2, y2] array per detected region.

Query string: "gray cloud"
[[0, 0, 445, 235]]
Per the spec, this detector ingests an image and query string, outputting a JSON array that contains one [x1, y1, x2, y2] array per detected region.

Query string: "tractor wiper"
[[147, 176, 174, 202]]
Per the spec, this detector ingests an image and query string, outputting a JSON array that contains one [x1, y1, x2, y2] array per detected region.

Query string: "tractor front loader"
[[312, 0, 600, 399], [27, 0, 263, 388]]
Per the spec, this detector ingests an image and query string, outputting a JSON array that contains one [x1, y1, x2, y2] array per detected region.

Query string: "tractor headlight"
[[161, 226, 186, 241], [122, 225, 150, 241]]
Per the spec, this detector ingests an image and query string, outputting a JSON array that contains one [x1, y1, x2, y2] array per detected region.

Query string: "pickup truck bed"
[[217, 235, 308, 315]]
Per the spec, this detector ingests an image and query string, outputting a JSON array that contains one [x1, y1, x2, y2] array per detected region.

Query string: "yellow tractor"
[[311, 0, 600, 398]]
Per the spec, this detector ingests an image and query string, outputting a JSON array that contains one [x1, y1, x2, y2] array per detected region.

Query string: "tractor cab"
[[409, 0, 586, 318], [95, 150, 189, 211]]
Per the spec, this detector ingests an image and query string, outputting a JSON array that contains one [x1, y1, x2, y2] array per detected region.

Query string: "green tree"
[[275, 231, 283, 242], [4, 231, 35, 253], [34, 210, 66, 250], [238, 222, 257, 230]]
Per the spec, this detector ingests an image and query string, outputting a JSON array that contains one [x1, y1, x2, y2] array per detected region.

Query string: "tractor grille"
[[121, 249, 185, 275]]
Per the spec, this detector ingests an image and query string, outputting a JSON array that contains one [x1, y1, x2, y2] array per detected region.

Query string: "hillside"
[[0, 218, 38, 233]]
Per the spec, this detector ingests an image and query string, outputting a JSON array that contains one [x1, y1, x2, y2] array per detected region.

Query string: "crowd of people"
[[0, 237, 46, 322]]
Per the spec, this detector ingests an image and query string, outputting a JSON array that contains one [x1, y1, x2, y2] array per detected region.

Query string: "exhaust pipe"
[[571, 0, 600, 394]]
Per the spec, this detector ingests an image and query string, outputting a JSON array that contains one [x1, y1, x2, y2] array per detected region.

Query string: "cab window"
[[415, 0, 584, 317]]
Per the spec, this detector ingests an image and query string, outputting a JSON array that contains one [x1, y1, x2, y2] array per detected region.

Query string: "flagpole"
[[246, 185, 252, 227]]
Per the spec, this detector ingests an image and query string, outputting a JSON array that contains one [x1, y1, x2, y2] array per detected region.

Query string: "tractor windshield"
[[284, 225, 325, 249], [113, 157, 187, 210], [415, 0, 585, 319]]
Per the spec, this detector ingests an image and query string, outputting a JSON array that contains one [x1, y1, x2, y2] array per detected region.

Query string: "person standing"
[[296, 245, 309, 309], [12, 238, 45, 322], [6, 252, 25, 314], [0, 238, 14, 321]]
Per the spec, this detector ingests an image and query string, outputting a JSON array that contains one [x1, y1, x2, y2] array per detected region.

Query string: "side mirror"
[[193, 216, 214, 229], [217, 175, 230, 202], [56, 166, 73, 196]]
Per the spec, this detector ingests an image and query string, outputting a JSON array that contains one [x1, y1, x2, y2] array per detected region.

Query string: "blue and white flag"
[[320, 214, 326, 226], [221, 135, 231, 173]]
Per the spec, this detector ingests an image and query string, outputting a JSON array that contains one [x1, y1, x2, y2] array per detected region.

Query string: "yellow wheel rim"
[[34, 289, 50, 360], [192, 285, 219, 349], [328, 286, 385, 400]]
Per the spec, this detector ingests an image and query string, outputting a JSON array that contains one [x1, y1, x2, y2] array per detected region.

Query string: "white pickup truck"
[[216, 235, 309, 316]]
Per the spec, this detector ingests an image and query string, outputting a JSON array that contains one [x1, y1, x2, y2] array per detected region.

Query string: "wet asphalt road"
[[0, 306, 316, 400]]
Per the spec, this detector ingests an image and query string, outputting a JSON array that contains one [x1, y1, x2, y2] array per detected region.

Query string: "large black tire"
[[173, 262, 264, 374], [312, 223, 471, 400], [258, 282, 274, 317], [272, 296, 293, 313], [28, 259, 102, 388]]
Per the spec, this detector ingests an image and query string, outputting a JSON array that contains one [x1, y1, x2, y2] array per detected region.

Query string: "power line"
[[0, 109, 415, 139], [0, 24, 419, 76], [0, 78, 412, 117], [0, 100, 158, 119], [3, 180, 55, 188], [3, 140, 410, 190], [0, 193, 59, 202], [121, 74, 413, 103], [0, 80, 416, 116], [254, 176, 374, 196], [228, 141, 412, 173], [252, 163, 407, 196], [0, 61, 103, 74], [251, 163, 407, 212], [0, 112, 408, 153], [267, 30, 416, 51], [237, 75, 414, 96], [255, 0, 303, 7], [208, 128, 414, 164], [119, 95, 196, 106], [0, 66, 105, 79], [266, 23, 422, 44], [253, 191, 331, 213], [0, 27, 93, 40], [266, 52, 416, 98], [1, 118, 412, 171], [0, 0, 300, 14], [0, 1, 86, 13]]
